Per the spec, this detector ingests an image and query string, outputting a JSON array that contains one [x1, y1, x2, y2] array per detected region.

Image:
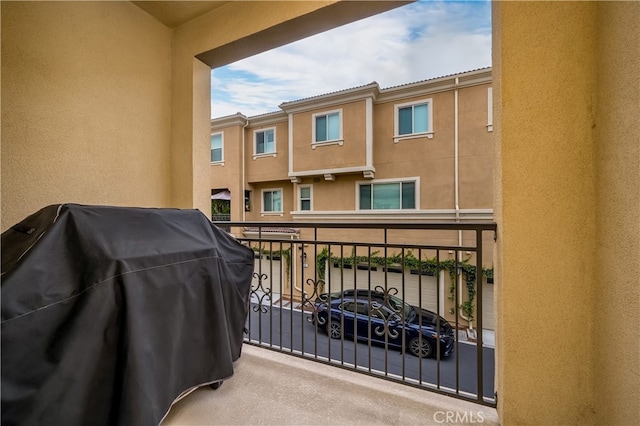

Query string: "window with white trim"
[[255, 128, 276, 155], [298, 185, 312, 211], [262, 188, 283, 213], [313, 110, 342, 144], [394, 99, 433, 141], [211, 132, 223, 163], [358, 180, 416, 210]]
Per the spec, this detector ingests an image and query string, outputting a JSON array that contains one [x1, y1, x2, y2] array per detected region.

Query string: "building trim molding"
[[290, 209, 494, 222], [289, 165, 376, 180], [280, 83, 379, 114], [211, 113, 248, 130]]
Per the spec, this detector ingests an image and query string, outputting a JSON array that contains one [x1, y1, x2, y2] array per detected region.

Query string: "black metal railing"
[[212, 215, 231, 232], [224, 221, 497, 407]]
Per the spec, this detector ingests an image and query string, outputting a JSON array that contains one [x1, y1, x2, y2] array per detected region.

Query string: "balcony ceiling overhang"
[[133, 1, 410, 69], [132, 1, 230, 28]]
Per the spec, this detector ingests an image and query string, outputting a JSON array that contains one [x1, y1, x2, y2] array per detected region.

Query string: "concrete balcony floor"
[[162, 344, 498, 425]]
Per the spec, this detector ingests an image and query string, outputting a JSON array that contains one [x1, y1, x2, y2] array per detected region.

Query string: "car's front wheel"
[[328, 320, 342, 339], [408, 336, 433, 358]]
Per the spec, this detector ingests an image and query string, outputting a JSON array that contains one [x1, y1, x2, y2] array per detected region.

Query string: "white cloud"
[[211, 1, 491, 118]]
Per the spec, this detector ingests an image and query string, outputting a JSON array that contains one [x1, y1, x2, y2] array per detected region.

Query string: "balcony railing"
[[212, 214, 231, 232], [223, 221, 497, 407]]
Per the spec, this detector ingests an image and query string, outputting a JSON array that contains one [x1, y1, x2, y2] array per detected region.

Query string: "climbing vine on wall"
[[316, 249, 492, 324]]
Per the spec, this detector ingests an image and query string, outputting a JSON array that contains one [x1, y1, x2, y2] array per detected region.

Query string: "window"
[[313, 110, 342, 144], [211, 133, 223, 163], [341, 302, 368, 316], [394, 99, 433, 141], [359, 181, 416, 210], [299, 185, 312, 211], [262, 189, 282, 213], [255, 128, 275, 155], [244, 190, 252, 212]]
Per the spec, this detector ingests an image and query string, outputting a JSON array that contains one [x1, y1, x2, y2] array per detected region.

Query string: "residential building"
[[211, 69, 493, 225], [2, 1, 638, 425], [210, 69, 495, 328]]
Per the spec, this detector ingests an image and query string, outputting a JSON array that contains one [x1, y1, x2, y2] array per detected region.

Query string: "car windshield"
[[386, 294, 415, 321]]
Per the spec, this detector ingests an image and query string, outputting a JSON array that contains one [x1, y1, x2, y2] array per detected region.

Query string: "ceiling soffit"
[[132, 1, 229, 28]]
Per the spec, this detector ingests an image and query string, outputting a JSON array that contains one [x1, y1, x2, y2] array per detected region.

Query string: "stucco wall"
[[245, 120, 290, 184], [593, 2, 640, 425], [210, 126, 241, 188], [1, 1, 173, 230], [495, 2, 598, 423], [458, 85, 493, 209], [494, 1, 639, 425], [291, 100, 368, 171]]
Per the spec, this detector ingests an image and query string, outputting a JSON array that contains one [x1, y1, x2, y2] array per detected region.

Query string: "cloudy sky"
[[211, 0, 491, 118]]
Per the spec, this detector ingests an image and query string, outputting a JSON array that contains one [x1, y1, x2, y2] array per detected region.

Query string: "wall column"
[[494, 2, 598, 424]]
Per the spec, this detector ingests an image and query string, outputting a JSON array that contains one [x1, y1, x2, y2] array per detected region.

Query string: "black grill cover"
[[1, 204, 254, 425]]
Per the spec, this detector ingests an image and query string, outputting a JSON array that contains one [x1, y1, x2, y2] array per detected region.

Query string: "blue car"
[[313, 289, 455, 358]]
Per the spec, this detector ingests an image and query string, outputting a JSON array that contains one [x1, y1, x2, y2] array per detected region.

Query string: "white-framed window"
[[262, 188, 283, 214], [298, 185, 313, 211], [487, 87, 493, 132], [312, 109, 342, 146], [394, 99, 433, 142], [357, 179, 418, 210], [254, 128, 276, 156], [211, 132, 223, 163]]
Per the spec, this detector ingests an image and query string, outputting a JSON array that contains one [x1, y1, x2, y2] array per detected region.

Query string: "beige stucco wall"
[[245, 120, 290, 184], [1, 1, 173, 230], [592, 2, 639, 425], [459, 84, 493, 209], [307, 175, 360, 211], [494, 1, 639, 425], [210, 127, 241, 188], [291, 100, 368, 172]]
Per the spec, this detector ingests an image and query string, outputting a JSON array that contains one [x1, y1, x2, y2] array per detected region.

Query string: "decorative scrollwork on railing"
[[369, 300, 401, 339], [303, 278, 326, 324], [369, 286, 402, 339], [372, 285, 402, 314], [251, 272, 272, 313]]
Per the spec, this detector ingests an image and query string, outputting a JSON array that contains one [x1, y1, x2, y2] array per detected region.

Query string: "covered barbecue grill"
[[1, 204, 254, 425]]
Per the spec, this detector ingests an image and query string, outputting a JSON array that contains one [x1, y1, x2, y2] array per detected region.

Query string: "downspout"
[[293, 236, 305, 296], [241, 118, 249, 221], [455, 77, 461, 227], [454, 77, 472, 327]]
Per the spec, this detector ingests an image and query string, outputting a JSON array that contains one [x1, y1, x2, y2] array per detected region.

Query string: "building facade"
[[210, 68, 495, 327], [211, 68, 493, 227]]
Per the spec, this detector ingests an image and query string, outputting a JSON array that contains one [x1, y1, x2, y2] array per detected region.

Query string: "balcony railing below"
[[223, 221, 497, 407]]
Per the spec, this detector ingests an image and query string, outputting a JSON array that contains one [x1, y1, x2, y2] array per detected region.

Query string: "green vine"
[[316, 249, 492, 324], [280, 248, 291, 270], [316, 247, 329, 280], [211, 199, 230, 217]]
